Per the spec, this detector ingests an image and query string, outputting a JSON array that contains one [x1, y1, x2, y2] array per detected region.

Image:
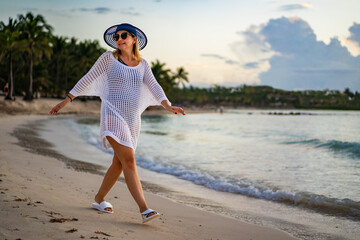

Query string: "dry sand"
[[0, 98, 297, 240]]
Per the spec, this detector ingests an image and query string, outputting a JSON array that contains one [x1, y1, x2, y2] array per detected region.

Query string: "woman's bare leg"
[[94, 154, 123, 212], [106, 136, 150, 213]]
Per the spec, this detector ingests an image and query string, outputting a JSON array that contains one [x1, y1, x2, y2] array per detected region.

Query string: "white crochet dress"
[[69, 51, 170, 150]]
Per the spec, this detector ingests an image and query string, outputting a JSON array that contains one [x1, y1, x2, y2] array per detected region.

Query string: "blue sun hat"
[[103, 23, 147, 50]]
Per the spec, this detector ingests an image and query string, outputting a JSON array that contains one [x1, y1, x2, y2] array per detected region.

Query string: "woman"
[[49, 23, 185, 224]]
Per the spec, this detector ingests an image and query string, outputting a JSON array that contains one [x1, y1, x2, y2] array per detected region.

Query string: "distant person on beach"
[[3, 83, 9, 99], [49, 23, 185, 223]]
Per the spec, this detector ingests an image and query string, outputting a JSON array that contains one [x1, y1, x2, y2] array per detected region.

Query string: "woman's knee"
[[121, 156, 136, 170], [112, 154, 122, 167]]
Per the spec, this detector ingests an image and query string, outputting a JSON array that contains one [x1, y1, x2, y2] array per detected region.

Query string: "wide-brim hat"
[[103, 23, 147, 50]]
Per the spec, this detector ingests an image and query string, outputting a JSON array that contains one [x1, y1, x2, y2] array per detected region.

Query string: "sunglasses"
[[113, 32, 134, 41]]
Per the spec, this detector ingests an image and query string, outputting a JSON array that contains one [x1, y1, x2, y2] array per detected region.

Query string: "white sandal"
[[141, 208, 160, 223], [92, 201, 114, 214]]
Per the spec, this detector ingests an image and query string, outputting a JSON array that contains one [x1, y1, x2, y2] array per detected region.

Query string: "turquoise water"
[[69, 109, 360, 220]]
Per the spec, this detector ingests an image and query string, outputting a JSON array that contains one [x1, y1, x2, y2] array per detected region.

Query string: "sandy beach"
[[0, 97, 217, 117], [0, 98, 297, 240]]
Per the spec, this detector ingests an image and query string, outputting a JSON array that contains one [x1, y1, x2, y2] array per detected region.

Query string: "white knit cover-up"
[[69, 51, 170, 150]]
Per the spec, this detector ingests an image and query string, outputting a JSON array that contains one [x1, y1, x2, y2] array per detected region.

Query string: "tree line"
[[0, 12, 188, 101], [1, 12, 359, 110], [171, 85, 360, 110]]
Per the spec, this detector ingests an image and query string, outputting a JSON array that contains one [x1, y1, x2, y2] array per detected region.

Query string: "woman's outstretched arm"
[[49, 51, 111, 115], [143, 60, 186, 115], [49, 93, 75, 115]]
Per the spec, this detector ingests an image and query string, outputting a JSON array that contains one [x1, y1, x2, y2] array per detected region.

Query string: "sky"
[[1, 0, 360, 91]]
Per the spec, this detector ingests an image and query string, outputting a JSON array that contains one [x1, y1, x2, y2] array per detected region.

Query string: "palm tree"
[[0, 17, 25, 100], [49, 35, 69, 96], [65, 38, 105, 96], [151, 59, 175, 94], [18, 12, 53, 100], [64, 37, 80, 92], [173, 66, 189, 88], [77, 40, 105, 75]]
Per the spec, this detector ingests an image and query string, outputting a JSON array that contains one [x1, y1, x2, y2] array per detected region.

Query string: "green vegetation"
[[1, 12, 359, 110], [0, 12, 105, 100], [171, 85, 360, 110]]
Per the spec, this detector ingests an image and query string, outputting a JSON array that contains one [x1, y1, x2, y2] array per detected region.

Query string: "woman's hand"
[[49, 97, 71, 115], [161, 100, 186, 115], [167, 106, 186, 115]]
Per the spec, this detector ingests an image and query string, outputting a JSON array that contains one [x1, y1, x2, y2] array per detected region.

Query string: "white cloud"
[[190, 23, 280, 87], [341, 22, 360, 57], [231, 24, 279, 65], [348, 22, 360, 43], [279, 2, 313, 11], [230, 17, 360, 91], [340, 38, 360, 57]]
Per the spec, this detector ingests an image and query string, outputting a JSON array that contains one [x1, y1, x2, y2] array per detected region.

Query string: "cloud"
[[349, 22, 360, 43], [201, 53, 239, 65], [223, 24, 277, 84], [257, 17, 360, 90], [225, 59, 239, 65], [187, 25, 274, 87], [201, 54, 225, 60], [279, 2, 313, 11], [120, 7, 141, 16], [348, 22, 360, 44], [199, 17, 359, 90], [230, 17, 360, 91], [340, 23, 360, 57], [233, 24, 278, 62], [186, 57, 261, 87], [22, 7, 38, 11], [340, 39, 360, 57], [72, 7, 140, 16], [77, 7, 111, 14], [244, 62, 260, 69]]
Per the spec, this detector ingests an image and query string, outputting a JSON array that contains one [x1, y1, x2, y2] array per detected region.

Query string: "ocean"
[[43, 109, 360, 240]]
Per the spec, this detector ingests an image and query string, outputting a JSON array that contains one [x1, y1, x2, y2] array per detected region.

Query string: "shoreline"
[[0, 98, 217, 116], [0, 114, 297, 240], [1, 98, 358, 118]]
